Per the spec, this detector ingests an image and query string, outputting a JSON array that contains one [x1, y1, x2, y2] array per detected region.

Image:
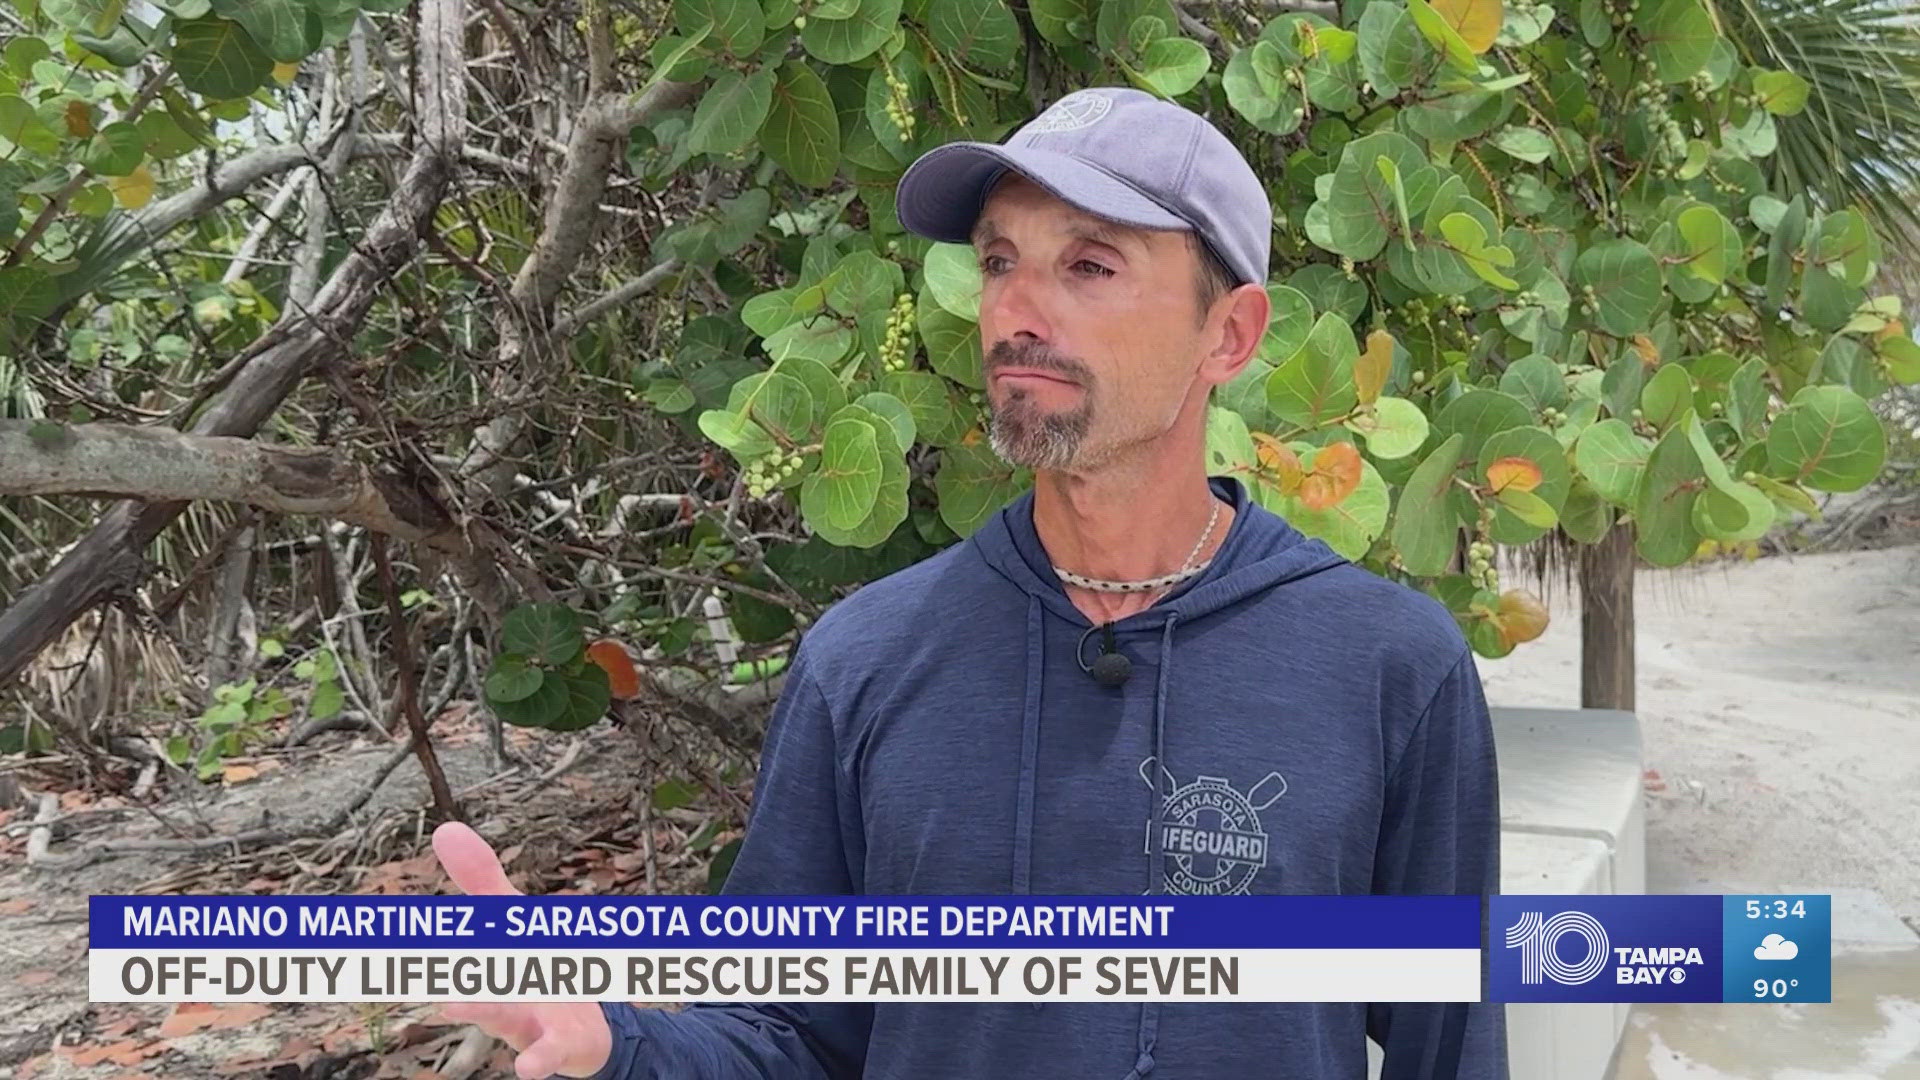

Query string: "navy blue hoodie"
[[592, 475, 1507, 1079]]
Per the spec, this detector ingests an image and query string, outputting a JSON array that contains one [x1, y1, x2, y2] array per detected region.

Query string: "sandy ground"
[[1478, 542, 1920, 1079], [1480, 542, 1920, 924]]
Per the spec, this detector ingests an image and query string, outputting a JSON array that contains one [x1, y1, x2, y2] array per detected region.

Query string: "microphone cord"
[[1077, 621, 1132, 687]]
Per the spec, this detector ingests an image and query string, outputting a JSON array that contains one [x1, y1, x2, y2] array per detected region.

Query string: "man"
[[434, 86, 1507, 1078]]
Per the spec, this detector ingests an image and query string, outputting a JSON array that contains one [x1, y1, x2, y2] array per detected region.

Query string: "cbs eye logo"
[[1504, 911, 1610, 986]]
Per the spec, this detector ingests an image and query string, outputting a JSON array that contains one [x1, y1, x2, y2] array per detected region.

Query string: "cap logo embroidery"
[[1025, 91, 1113, 133]]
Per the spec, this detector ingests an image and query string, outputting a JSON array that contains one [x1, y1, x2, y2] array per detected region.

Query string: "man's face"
[[970, 175, 1223, 473]]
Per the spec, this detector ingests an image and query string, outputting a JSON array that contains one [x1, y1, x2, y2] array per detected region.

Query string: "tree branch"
[[585, 0, 613, 97], [465, 78, 697, 493], [588, 80, 698, 142], [478, 0, 536, 79], [371, 533, 460, 821], [1183, 0, 1338, 20], [221, 173, 310, 285], [287, 50, 346, 306], [138, 140, 347, 243], [1178, 9, 1222, 47], [0, 421, 469, 552], [521, 81, 697, 312], [552, 258, 682, 337]]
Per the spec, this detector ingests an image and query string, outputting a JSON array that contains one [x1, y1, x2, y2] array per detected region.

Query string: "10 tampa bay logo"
[[1506, 910, 1705, 986]]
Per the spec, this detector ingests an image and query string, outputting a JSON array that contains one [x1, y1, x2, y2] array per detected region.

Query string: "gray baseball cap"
[[895, 86, 1270, 288]]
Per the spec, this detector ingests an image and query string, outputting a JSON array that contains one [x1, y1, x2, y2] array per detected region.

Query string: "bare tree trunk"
[[0, 0, 470, 688], [204, 520, 257, 690], [1580, 522, 1636, 711], [321, 528, 385, 732]]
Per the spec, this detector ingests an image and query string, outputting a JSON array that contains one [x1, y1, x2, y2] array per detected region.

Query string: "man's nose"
[[981, 270, 1054, 345]]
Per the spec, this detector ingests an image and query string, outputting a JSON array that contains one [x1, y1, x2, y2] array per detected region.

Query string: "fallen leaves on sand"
[[160, 1001, 274, 1038], [55, 1036, 169, 1068], [357, 852, 443, 894]]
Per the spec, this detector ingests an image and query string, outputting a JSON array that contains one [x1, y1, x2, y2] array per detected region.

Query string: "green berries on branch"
[[744, 449, 804, 500], [880, 291, 916, 373], [883, 65, 915, 143], [1467, 539, 1500, 592]]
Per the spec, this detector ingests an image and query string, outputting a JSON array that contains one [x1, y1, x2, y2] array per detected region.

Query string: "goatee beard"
[[983, 340, 1095, 471], [988, 399, 1089, 470]]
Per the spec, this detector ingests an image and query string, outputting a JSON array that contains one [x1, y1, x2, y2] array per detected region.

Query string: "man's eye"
[[980, 254, 1010, 275], [1075, 260, 1115, 277]]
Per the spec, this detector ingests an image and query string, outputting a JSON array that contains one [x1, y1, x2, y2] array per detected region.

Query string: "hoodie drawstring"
[[1011, 594, 1044, 895], [1123, 614, 1179, 1080], [1016, 596, 1180, 1078], [1149, 615, 1177, 897]]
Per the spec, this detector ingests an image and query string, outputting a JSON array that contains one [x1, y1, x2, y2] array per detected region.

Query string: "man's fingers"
[[439, 1002, 534, 1038], [514, 1035, 569, 1080], [431, 821, 521, 896], [439, 1002, 547, 1054], [437, 1001, 505, 1027], [514, 1006, 612, 1080], [431, 827, 599, 1076]]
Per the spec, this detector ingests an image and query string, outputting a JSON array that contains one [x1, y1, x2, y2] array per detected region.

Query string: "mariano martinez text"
[[121, 902, 1178, 941]]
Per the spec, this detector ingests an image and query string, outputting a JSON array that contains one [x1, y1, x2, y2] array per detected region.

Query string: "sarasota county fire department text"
[[122, 903, 1177, 940]]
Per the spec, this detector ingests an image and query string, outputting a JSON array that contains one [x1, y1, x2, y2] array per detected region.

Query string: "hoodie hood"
[[969, 474, 1347, 1079]]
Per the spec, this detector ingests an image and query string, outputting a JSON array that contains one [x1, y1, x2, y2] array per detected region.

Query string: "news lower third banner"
[[88, 894, 1829, 1006]]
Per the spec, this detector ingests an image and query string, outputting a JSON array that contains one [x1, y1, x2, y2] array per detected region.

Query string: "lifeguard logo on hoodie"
[[1140, 757, 1287, 895]]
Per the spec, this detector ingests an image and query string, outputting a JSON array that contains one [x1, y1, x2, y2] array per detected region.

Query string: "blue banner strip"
[[90, 895, 1481, 950]]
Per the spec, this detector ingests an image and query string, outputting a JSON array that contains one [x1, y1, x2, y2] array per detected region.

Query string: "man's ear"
[[1200, 281, 1272, 389]]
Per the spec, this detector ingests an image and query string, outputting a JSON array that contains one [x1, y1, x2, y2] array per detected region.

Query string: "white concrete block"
[[1491, 707, 1645, 896], [1364, 708, 1648, 1080], [1493, 707, 1646, 1040], [1501, 830, 1613, 896]]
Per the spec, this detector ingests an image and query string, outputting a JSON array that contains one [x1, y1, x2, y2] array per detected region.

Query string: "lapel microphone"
[[1077, 621, 1133, 687]]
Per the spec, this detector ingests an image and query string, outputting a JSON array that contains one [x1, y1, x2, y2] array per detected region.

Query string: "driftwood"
[[24, 736, 419, 871], [1799, 481, 1920, 551]]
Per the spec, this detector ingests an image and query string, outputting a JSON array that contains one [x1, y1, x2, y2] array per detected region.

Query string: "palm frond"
[[1718, 0, 1920, 234]]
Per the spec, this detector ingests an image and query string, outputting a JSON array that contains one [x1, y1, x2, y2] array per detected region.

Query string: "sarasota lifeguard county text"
[[120, 902, 1177, 941]]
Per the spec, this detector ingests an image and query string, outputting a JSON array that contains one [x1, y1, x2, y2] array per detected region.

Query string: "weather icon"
[[1754, 934, 1800, 960]]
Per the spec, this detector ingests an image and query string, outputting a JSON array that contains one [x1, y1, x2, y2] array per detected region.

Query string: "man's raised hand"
[[431, 821, 616, 1080]]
